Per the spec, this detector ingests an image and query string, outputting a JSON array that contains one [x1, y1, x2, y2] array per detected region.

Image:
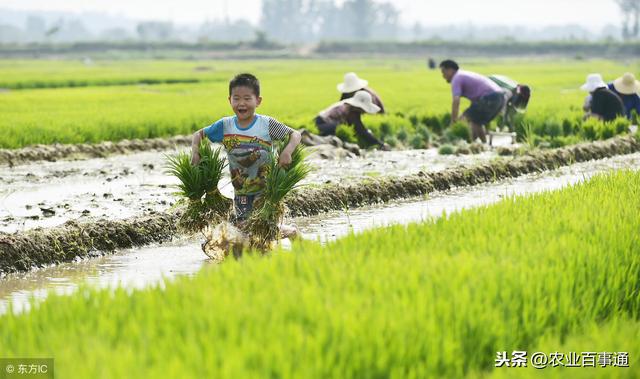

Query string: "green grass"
[[0, 170, 638, 378], [0, 60, 220, 89], [1, 58, 638, 149]]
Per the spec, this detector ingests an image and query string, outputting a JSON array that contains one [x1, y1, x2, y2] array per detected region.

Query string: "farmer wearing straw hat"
[[581, 73, 625, 122], [338, 72, 385, 114], [607, 73, 640, 120], [315, 90, 390, 150]]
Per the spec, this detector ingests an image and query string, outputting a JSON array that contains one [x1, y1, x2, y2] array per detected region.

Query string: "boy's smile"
[[229, 86, 262, 126]]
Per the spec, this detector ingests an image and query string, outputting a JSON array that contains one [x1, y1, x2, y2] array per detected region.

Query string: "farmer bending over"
[[580, 73, 625, 122], [338, 72, 385, 114], [440, 60, 506, 143], [315, 90, 390, 150], [608, 73, 640, 120], [191, 73, 301, 233]]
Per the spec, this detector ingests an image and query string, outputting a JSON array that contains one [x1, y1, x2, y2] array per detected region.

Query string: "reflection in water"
[[1, 152, 639, 314]]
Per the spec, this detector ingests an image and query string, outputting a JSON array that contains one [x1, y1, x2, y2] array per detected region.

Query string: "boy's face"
[[229, 86, 261, 122]]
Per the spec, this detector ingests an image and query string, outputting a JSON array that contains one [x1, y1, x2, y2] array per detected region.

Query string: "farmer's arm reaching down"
[[450, 96, 461, 124], [349, 112, 386, 148], [268, 117, 301, 167]]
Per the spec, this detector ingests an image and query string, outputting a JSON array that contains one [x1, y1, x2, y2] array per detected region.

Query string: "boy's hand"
[[191, 152, 201, 165], [278, 151, 292, 167]]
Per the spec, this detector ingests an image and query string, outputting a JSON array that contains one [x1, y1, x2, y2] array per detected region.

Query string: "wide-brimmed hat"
[[337, 72, 368, 93], [613, 72, 640, 95], [343, 90, 381, 114], [580, 73, 607, 92]]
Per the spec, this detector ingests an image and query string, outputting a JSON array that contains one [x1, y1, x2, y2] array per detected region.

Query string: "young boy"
[[191, 73, 302, 227]]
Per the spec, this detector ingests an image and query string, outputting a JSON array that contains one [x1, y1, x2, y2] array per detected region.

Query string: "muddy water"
[[1, 152, 638, 314], [0, 146, 498, 233]]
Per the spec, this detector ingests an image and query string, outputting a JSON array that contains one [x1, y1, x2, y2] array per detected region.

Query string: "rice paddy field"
[[1, 58, 639, 148], [0, 170, 638, 378], [1, 56, 639, 378]]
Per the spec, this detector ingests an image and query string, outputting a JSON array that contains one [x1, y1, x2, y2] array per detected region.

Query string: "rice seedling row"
[[1, 59, 637, 149]]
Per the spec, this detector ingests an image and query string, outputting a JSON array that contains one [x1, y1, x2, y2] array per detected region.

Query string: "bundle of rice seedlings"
[[245, 143, 311, 249], [166, 141, 232, 233]]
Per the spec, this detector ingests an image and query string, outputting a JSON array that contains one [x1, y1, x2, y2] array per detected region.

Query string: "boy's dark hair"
[[439, 60, 459, 71], [229, 73, 260, 97]]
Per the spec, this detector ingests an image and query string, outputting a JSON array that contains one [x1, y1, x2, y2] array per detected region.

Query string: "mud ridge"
[[0, 136, 191, 166], [1, 135, 638, 274], [0, 212, 179, 274], [285, 135, 640, 216]]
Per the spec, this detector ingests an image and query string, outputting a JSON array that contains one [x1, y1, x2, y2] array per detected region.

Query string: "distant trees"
[[25, 16, 46, 39], [260, 0, 399, 42], [136, 22, 173, 41], [197, 19, 255, 42], [616, 0, 640, 39], [261, 0, 317, 42]]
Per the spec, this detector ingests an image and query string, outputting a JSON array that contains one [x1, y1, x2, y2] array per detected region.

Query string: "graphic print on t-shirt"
[[203, 114, 293, 196]]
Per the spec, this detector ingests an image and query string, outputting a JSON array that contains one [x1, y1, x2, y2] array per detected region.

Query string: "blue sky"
[[1, 0, 621, 30]]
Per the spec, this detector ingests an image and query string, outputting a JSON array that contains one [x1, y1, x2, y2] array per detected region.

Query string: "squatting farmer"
[[315, 90, 390, 150], [580, 73, 625, 122], [607, 73, 640, 120], [337, 72, 385, 114]]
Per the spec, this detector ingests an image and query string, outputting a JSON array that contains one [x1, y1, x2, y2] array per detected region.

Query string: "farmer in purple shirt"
[[440, 60, 506, 143]]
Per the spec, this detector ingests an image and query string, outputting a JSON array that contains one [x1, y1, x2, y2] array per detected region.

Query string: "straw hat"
[[613, 72, 640, 95], [337, 72, 368, 93], [580, 73, 607, 92], [343, 90, 381, 114]]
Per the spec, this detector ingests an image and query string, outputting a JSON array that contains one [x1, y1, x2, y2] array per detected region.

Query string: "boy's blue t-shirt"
[[203, 114, 293, 196]]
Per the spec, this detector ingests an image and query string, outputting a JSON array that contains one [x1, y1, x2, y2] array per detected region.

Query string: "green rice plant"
[[334, 125, 357, 144], [631, 109, 639, 125], [438, 144, 456, 155], [546, 134, 583, 148], [561, 114, 581, 136], [409, 134, 427, 149], [166, 141, 231, 233], [522, 122, 538, 149], [445, 121, 472, 143], [245, 143, 311, 249], [397, 128, 409, 142], [543, 118, 563, 138], [611, 116, 631, 135], [597, 120, 617, 140], [1, 59, 638, 149], [384, 135, 400, 148], [580, 117, 600, 140]]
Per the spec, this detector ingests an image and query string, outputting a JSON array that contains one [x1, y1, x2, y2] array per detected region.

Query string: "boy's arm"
[[278, 130, 301, 167], [191, 129, 205, 165], [192, 120, 224, 165], [268, 117, 301, 167]]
